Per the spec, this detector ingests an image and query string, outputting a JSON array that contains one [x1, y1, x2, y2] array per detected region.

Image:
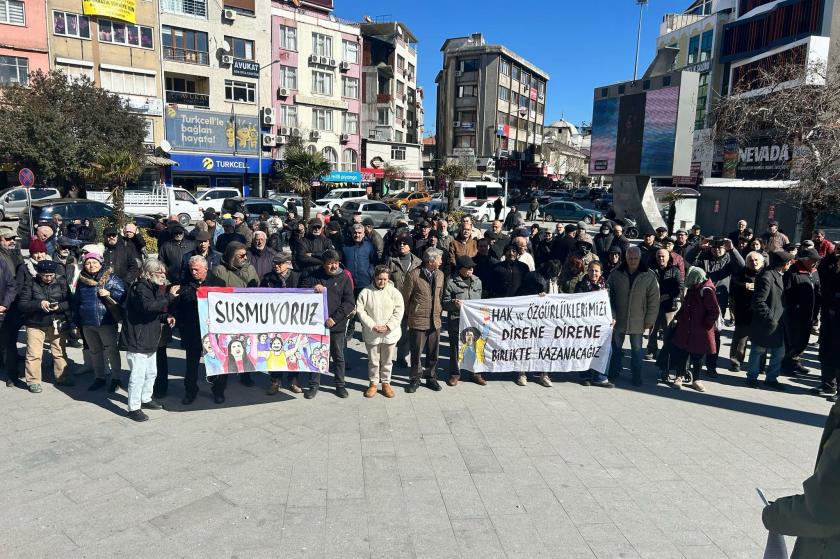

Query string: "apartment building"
[[0, 0, 50, 86], [271, 0, 363, 186], [358, 20, 423, 192], [160, 0, 274, 194], [435, 33, 549, 189]]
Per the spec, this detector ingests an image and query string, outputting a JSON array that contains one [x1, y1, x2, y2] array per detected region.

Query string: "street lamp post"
[[633, 0, 648, 81], [257, 59, 283, 198]]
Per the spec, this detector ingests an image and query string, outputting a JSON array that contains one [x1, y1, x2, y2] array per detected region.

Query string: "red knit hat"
[[28, 238, 47, 254]]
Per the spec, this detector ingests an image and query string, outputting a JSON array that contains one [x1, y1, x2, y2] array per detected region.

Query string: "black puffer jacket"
[[120, 279, 173, 353], [489, 259, 530, 298], [294, 233, 334, 273], [176, 273, 226, 350], [159, 237, 196, 283], [103, 239, 140, 286], [18, 275, 71, 328], [260, 269, 301, 288], [300, 267, 354, 333], [654, 263, 683, 312], [730, 267, 761, 326]]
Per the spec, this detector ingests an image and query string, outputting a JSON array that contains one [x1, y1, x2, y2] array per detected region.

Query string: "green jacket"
[[212, 262, 259, 288], [763, 403, 840, 558]]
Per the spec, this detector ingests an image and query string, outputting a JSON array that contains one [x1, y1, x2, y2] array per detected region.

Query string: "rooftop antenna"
[[634, 0, 649, 81]]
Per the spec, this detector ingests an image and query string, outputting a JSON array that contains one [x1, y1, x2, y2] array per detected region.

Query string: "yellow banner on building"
[[82, 0, 136, 23]]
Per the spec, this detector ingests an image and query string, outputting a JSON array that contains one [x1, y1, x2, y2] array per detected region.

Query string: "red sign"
[[18, 167, 34, 188], [529, 88, 537, 101], [361, 167, 384, 183]]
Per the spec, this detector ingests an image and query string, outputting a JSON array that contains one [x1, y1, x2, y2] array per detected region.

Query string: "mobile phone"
[[49, 302, 59, 310]]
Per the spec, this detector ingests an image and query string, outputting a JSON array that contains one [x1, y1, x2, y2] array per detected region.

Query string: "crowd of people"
[[2, 203, 837, 422]]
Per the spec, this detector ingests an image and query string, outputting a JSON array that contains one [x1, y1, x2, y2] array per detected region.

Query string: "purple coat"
[[671, 278, 719, 355]]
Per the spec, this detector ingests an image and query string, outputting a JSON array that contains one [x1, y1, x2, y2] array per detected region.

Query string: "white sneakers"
[[516, 374, 527, 386]]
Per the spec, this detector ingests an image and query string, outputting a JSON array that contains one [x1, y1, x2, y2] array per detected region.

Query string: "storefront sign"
[[170, 153, 273, 174], [232, 59, 260, 79], [120, 94, 163, 116], [82, 0, 136, 23], [496, 159, 519, 171], [322, 170, 362, 183], [453, 148, 475, 157], [460, 122, 476, 130], [166, 91, 210, 108], [165, 107, 258, 154]]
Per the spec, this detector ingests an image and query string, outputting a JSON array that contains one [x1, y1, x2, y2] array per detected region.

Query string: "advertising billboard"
[[82, 0, 136, 23], [165, 107, 259, 154]]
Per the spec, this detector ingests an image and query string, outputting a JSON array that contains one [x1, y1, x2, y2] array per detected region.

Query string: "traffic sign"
[[18, 168, 34, 188]]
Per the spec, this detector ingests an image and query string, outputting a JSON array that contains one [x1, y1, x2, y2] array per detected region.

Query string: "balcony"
[[165, 90, 210, 108], [376, 93, 393, 103], [163, 47, 210, 66], [660, 13, 707, 35]]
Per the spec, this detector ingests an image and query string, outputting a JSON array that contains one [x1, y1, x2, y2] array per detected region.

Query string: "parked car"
[[340, 200, 401, 227], [196, 187, 242, 213], [589, 187, 607, 201], [595, 193, 614, 210], [0, 187, 61, 221], [459, 199, 512, 223], [221, 197, 288, 224], [572, 188, 589, 200], [315, 188, 368, 213], [507, 188, 522, 206], [538, 190, 572, 205], [271, 193, 328, 215], [19, 199, 155, 248], [382, 190, 432, 211], [87, 186, 202, 226], [539, 201, 602, 224], [408, 200, 448, 222]]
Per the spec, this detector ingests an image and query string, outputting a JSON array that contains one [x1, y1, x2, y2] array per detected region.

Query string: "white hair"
[[422, 247, 443, 263]]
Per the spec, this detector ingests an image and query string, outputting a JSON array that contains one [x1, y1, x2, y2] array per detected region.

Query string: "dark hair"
[[460, 326, 481, 344], [541, 259, 562, 278], [567, 255, 585, 274], [322, 249, 340, 263], [373, 264, 390, 277], [225, 339, 255, 373], [223, 241, 247, 263]]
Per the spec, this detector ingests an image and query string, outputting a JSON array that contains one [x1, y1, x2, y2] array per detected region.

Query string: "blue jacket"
[[342, 238, 376, 289], [73, 268, 127, 327]]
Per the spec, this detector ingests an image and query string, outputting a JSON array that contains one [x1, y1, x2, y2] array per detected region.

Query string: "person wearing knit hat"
[[746, 251, 793, 390], [668, 266, 719, 392], [28, 238, 48, 256]]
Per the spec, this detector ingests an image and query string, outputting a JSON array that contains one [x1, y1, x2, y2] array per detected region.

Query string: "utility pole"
[[633, 0, 648, 81]]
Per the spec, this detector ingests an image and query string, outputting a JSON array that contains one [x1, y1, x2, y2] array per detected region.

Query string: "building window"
[[279, 65, 296, 89], [700, 30, 713, 62], [537, 81, 545, 96], [511, 65, 520, 81], [460, 58, 479, 72], [618, 85, 625, 94], [342, 149, 357, 171], [224, 79, 255, 103], [280, 104, 297, 126], [0, 0, 24, 25], [279, 25, 296, 50], [143, 118, 154, 143], [160, 0, 206, 18], [0, 56, 28, 85], [396, 105, 404, 120], [407, 62, 415, 79], [396, 80, 405, 96], [101, 68, 156, 96], [162, 26, 209, 64], [521, 70, 530, 86], [498, 85, 509, 101], [455, 135, 475, 148], [457, 84, 477, 98], [56, 61, 93, 81], [457, 110, 476, 124], [395, 130, 404, 142], [311, 33, 332, 58], [52, 11, 90, 38], [396, 55, 405, 70], [377, 108, 390, 125], [497, 111, 507, 126], [662, 75, 671, 87], [342, 40, 358, 63], [311, 70, 333, 96], [166, 76, 196, 92], [306, 145, 316, 154], [342, 76, 358, 99], [312, 108, 332, 130], [500, 59, 510, 76], [224, 36, 254, 60], [687, 34, 700, 65], [695, 71, 709, 129], [322, 147, 338, 170], [391, 145, 406, 160], [343, 112, 358, 134], [98, 19, 153, 49]]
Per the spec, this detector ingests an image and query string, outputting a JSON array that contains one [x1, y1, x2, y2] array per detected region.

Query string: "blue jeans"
[[127, 351, 157, 411], [747, 344, 784, 382], [610, 332, 644, 382]]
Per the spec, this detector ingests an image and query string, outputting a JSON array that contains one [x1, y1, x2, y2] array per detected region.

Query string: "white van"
[[315, 188, 368, 212], [453, 180, 504, 208]]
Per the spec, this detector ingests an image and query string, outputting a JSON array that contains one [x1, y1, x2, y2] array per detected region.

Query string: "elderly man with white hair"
[[248, 230, 276, 279], [120, 259, 179, 422]]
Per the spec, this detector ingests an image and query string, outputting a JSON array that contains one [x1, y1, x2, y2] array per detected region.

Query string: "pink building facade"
[[0, 0, 50, 85]]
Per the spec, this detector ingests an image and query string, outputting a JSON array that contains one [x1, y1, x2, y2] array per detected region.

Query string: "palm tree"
[[82, 150, 144, 227], [282, 146, 332, 220]]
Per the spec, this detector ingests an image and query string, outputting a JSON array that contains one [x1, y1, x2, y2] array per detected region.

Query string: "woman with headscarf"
[[729, 250, 765, 372], [669, 266, 720, 392]]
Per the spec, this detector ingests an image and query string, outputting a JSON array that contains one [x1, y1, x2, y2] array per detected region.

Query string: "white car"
[[315, 188, 368, 213], [459, 199, 511, 223], [0, 187, 61, 220], [196, 187, 242, 213]]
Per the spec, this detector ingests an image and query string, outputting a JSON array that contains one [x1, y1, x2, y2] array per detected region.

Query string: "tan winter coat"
[[401, 266, 444, 331], [355, 282, 405, 345]]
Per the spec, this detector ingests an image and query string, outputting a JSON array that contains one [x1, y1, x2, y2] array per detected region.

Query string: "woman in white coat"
[[356, 265, 405, 398]]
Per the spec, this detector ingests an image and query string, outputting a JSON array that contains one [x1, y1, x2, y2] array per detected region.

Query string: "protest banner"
[[197, 287, 329, 377], [458, 291, 613, 374]]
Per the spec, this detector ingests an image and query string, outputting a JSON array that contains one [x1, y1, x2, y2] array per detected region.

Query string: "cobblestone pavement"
[[0, 327, 830, 558]]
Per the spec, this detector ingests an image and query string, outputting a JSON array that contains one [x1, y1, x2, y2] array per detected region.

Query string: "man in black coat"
[[0, 226, 23, 387], [746, 250, 792, 390], [215, 219, 246, 254], [647, 248, 683, 358], [593, 223, 614, 262], [158, 224, 196, 284], [489, 244, 530, 298], [103, 226, 140, 286], [176, 256, 226, 405], [782, 247, 821, 376], [473, 237, 498, 297], [179, 230, 222, 282], [299, 249, 354, 400], [295, 218, 334, 274]]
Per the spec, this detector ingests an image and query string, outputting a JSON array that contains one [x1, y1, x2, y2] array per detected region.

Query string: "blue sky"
[[336, 0, 690, 134]]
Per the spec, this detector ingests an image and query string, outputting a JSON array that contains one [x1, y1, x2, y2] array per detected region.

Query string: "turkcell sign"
[[232, 59, 260, 79], [170, 153, 274, 174]]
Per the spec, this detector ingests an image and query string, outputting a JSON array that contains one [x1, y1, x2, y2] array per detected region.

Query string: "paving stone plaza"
[[0, 330, 829, 558]]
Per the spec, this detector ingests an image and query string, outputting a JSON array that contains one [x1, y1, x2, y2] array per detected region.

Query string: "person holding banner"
[[443, 255, 485, 386], [489, 244, 530, 298], [607, 246, 659, 386], [356, 265, 404, 398], [300, 249, 354, 399], [401, 247, 445, 393]]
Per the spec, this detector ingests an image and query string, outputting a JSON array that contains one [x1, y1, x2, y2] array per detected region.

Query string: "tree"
[[82, 150, 145, 228], [0, 70, 146, 190], [381, 163, 405, 196], [282, 145, 331, 220], [713, 60, 840, 237], [436, 160, 472, 213]]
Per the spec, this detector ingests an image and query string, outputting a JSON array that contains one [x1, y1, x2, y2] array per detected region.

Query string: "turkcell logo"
[[202, 157, 214, 170], [201, 157, 248, 171]]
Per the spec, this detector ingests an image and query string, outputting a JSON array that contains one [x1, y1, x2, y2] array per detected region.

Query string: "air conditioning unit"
[[223, 8, 236, 20], [308, 54, 319, 64], [279, 126, 291, 136], [339, 61, 350, 71], [453, 121, 461, 127], [261, 133, 276, 147], [318, 56, 329, 65], [290, 127, 301, 137], [328, 58, 337, 68], [455, 70, 463, 77], [275, 135, 287, 145], [339, 133, 349, 143], [220, 55, 233, 65], [260, 107, 276, 126], [276, 87, 290, 98], [310, 130, 320, 140]]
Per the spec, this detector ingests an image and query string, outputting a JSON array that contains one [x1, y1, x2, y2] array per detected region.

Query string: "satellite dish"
[[221, 40, 231, 53], [396, 25, 403, 36], [159, 139, 172, 153]]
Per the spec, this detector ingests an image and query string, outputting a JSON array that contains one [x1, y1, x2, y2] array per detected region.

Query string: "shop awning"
[[145, 155, 179, 167]]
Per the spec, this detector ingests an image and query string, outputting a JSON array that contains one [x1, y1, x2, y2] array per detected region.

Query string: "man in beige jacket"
[[401, 247, 445, 393]]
